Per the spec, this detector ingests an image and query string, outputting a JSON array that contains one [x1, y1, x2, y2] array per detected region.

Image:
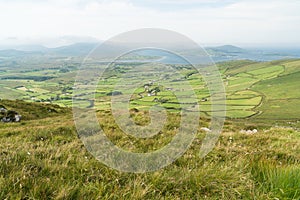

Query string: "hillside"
[[214, 59, 300, 125], [209, 45, 246, 53], [0, 99, 69, 120], [0, 100, 299, 199]]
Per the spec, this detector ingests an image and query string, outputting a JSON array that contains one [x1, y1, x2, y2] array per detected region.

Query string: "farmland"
[[1, 56, 299, 122]]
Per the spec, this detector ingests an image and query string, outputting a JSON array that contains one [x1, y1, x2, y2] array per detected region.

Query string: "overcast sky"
[[0, 0, 299, 47]]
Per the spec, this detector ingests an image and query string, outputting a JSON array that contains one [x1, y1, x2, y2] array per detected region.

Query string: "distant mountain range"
[[0, 43, 299, 62], [0, 43, 98, 57]]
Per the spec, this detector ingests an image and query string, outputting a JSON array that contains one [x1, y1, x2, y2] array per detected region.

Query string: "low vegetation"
[[0, 100, 299, 199]]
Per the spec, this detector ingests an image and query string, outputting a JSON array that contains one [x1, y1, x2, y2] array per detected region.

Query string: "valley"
[[1, 55, 299, 124]]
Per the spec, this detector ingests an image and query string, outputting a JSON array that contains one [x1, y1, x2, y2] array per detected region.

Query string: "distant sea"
[[133, 48, 300, 64], [210, 47, 300, 63]]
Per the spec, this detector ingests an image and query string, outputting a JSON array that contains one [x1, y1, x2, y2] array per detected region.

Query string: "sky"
[[0, 0, 300, 47]]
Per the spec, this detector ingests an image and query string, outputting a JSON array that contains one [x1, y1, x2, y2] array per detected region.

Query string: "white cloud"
[[0, 0, 299, 47]]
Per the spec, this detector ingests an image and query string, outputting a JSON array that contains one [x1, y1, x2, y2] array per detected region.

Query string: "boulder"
[[1, 109, 22, 123]]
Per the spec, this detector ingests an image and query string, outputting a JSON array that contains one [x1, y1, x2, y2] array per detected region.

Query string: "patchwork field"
[[0, 58, 300, 122]]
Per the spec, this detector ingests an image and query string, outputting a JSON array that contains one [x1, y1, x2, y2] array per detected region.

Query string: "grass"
[[0, 99, 69, 120], [250, 161, 300, 199], [0, 101, 299, 199], [252, 71, 300, 99], [224, 110, 257, 118], [254, 99, 300, 120]]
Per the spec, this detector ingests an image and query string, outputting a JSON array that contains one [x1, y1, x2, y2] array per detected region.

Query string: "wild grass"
[[250, 161, 300, 199], [0, 103, 299, 199]]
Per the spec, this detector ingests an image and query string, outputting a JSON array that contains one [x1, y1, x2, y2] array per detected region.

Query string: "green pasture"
[[0, 59, 299, 120]]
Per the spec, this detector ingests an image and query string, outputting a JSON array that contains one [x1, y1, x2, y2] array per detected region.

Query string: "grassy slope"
[[0, 101, 300, 199], [0, 99, 69, 120], [218, 59, 300, 121], [251, 61, 300, 122]]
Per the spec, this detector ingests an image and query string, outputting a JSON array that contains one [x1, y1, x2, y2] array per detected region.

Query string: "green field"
[[0, 58, 300, 122]]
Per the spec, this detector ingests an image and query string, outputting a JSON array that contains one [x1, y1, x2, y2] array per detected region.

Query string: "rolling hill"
[[0, 51, 299, 199], [0, 43, 299, 61]]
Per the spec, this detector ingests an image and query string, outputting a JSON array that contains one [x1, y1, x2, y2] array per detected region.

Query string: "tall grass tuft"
[[250, 160, 300, 199]]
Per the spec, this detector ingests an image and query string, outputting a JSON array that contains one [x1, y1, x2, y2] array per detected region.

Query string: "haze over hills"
[[0, 43, 98, 57], [0, 42, 300, 62]]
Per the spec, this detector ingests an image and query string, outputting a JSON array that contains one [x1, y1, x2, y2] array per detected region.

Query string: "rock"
[[200, 127, 211, 132], [0, 107, 7, 112], [1, 109, 22, 123], [240, 129, 258, 134], [1, 117, 11, 122], [14, 115, 22, 122]]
